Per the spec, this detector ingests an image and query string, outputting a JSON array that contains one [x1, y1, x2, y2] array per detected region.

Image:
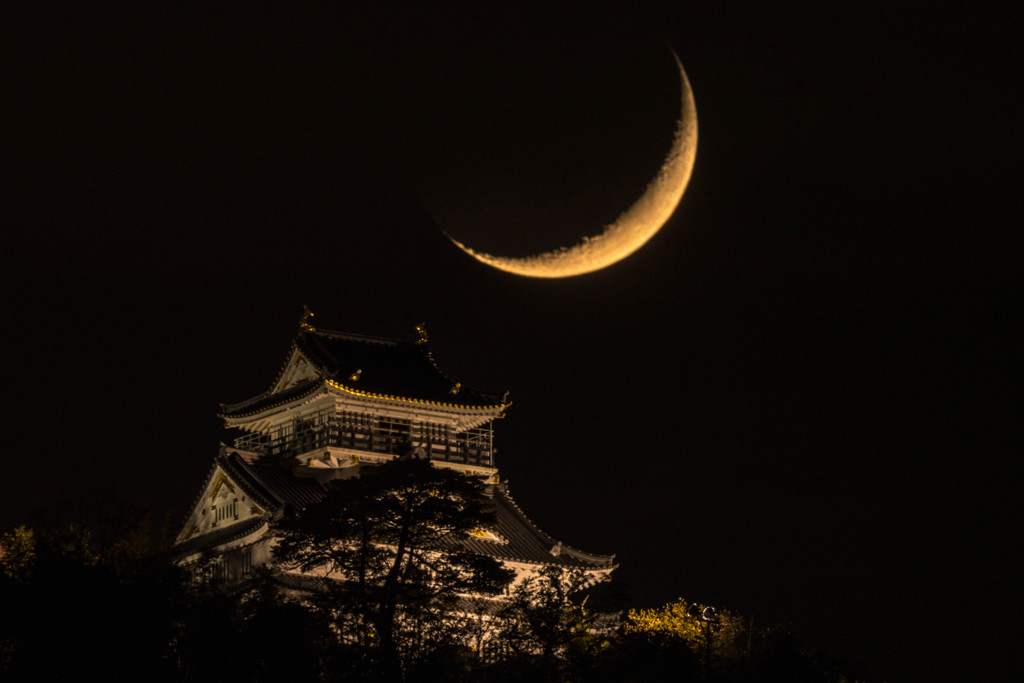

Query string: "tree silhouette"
[[274, 457, 514, 681]]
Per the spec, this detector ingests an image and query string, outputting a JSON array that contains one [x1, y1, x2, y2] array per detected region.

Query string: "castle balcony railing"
[[232, 421, 494, 467]]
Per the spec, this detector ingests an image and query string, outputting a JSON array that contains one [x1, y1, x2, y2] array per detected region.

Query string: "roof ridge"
[[301, 334, 339, 372], [305, 328, 405, 346], [267, 339, 301, 394], [176, 456, 223, 542], [500, 485, 616, 566], [499, 485, 558, 546]]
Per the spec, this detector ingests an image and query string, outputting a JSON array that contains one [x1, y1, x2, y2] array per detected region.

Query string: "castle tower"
[[175, 316, 616, 588]]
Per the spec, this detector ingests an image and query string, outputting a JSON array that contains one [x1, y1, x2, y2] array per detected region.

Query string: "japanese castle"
[[175, 313, 616, 590]]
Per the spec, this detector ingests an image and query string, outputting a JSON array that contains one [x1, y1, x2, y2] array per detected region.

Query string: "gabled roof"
[[220, 327, 508, 416], [177, 452, 614, 571], [174, 448, 328, 555]]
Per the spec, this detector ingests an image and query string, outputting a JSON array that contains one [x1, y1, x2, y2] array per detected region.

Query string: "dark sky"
[[1, 4, 1016, 681]]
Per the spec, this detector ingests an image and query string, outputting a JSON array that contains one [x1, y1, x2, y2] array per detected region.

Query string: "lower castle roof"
[[177, 449, 615, 571]]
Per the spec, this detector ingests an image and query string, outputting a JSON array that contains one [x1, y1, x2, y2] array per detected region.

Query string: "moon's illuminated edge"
[[448, 53, 698, 278]]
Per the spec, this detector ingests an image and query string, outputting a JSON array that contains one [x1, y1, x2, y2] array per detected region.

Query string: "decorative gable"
[[176, 465, 267, 544], [271, 348, 323, 393]]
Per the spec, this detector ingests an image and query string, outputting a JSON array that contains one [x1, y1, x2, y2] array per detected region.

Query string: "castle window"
[[213, 501, 237, 523]]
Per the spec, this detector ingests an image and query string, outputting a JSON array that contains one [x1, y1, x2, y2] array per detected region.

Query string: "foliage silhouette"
[[0, 475, 881, 682], [273, 457, 514, 680]]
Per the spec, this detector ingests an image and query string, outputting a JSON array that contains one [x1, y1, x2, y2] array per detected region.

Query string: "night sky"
[[1, 4, 1015, 681]]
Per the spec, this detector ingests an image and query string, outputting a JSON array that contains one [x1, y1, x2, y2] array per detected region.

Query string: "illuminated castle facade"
[[175, 315, 616, 591]]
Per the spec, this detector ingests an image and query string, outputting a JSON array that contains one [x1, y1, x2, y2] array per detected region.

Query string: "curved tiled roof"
[[220, 378, 324, 418], [221, 328, 507, 415], [177, 453, 613, 571], [460, 485, 616, 569], [298, 329, 505, 407]]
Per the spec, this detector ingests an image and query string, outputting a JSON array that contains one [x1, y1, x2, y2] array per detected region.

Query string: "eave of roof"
[[174, 516, 268, 557], [224, 327, 509, 417], [179, 456, 613, 571], [323, 378, 508, 412], [220, 379, 508, 420], [459, 485, 616, 569], [299, 328, 506, 407], [220, 378, 325, 418]]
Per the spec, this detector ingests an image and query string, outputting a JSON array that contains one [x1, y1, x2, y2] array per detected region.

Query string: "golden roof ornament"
[[299, 305, 316, 332], [415, 322, 429, 345]]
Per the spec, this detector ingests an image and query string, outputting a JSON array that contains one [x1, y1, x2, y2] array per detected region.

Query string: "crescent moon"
[[449, 52, 697, 278]]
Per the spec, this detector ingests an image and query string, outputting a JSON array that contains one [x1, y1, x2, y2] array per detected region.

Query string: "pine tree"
[[274, 458, 514, 681]]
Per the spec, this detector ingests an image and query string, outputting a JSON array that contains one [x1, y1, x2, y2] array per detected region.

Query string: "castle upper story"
[[218, 320, 509, 479]]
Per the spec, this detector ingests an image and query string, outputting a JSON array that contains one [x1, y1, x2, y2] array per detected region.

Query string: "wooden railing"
[[233, 422, 493, 466]]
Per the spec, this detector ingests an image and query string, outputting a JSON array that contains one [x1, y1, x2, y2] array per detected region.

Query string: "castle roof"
[[220, 327, 507, 417], [466, 485, 616, 569], [179, 449, 614, 571]]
